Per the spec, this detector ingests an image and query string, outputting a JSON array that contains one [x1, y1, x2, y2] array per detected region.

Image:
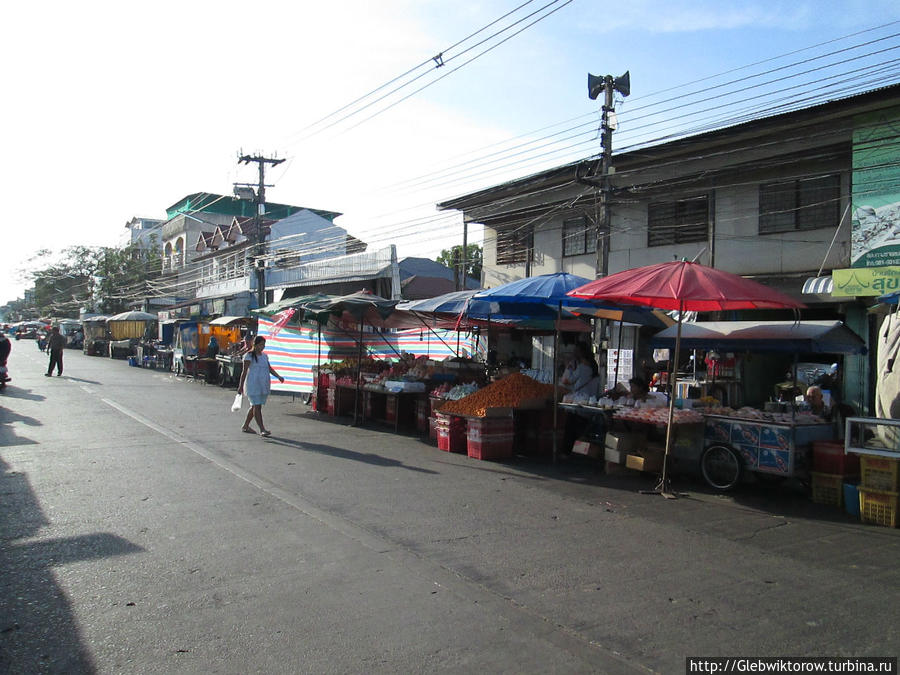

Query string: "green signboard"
[[832, 266, 900, 297], [851, 107, 900, 268]]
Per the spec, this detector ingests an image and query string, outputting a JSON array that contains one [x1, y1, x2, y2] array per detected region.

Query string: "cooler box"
[[467, 417, 514, 460], [812, 441, 859, 475]]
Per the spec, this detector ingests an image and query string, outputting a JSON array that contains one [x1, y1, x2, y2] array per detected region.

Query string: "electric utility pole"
[[581, 71, 629, 279], [238, 153, 284, 309]]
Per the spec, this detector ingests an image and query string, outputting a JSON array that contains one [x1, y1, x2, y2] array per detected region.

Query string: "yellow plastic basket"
[[858, 487, 899, 528], [811, 472, 843, 508], [860, 455, 900, 492]]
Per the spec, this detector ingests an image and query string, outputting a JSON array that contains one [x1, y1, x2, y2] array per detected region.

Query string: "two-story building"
[[438, 84, 900, 414], [157, 192, 345, 315]]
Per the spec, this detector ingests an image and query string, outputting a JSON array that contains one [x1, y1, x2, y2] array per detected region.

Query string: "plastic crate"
[[811, 472, 843, 507], [466, 417, 514, 442], [858, 487, 898, 528], [467, 433, 514, 460], [812, 441, 859, 475], [385, 396, 397, 423], [860, 455, 900, 491], [437, 426, 466, 453], [428, 416, 438, 442], [416, 400, 429, 433]]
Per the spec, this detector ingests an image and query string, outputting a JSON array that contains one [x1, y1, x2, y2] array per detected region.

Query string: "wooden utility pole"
[[238, 153, 284, 309]]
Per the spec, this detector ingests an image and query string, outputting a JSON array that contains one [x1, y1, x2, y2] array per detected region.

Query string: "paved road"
[[1, 346, 899, 674]]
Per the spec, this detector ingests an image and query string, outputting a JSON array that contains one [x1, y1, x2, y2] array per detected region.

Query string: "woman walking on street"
[[237, 336, 284, 437]]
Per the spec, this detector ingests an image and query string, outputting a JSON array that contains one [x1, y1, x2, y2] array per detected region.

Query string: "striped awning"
[[802, 276, 833, 295]]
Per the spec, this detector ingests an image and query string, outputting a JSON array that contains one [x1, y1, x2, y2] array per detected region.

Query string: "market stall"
[[81, 316, 110, 356], [568, 260, 806, 496], [208, 316, 253, 387], [647, 320, 867, 489], [106, 311, 158, 360]]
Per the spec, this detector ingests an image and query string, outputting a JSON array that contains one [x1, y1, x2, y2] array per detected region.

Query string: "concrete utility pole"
[[238, 153, 285, 309], [583, 71, 629, 279]]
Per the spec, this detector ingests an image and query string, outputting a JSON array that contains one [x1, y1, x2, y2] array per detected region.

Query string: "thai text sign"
[[832, 266, 900, 296]]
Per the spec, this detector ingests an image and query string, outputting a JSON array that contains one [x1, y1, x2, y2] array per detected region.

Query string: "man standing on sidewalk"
[[45, 326, 66, 377]]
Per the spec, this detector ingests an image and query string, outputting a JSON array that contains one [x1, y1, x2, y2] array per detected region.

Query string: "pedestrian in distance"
[[45, 326, 66, 377], [0, 331, 11, 387], [237, 336, 284, 437]]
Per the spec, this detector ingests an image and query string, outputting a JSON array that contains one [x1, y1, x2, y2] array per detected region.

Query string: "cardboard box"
[[604, 461, 633, 475], [572, 441, 604, 458], [605, 431, 646, 453], [604, 448, 626, 464], [626, 448, 664, 473]]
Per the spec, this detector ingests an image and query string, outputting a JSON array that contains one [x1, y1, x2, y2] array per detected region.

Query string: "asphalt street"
[[1, 345, 899, 674]]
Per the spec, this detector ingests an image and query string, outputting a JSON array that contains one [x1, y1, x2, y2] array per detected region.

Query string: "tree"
[[437, 243, 482, 285], [21, 240, 162, 318]]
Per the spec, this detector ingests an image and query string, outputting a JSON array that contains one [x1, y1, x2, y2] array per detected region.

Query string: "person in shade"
[[45, 326, 66, 377], [237, 336, 284, 437]]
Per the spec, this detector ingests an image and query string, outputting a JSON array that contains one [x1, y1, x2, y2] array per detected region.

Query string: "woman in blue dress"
[[238, 336, 284, 437]]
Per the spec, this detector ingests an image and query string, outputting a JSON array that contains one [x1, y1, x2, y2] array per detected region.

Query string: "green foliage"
[[436, 243, 482, 281], [20, 241, 161, 318]]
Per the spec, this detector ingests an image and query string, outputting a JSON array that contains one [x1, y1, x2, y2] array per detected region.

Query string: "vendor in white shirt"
[[609, 376, 667, 407], [560, 343, 600, 398]]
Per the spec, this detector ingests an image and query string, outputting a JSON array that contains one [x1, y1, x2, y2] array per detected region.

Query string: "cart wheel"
[[700, 444, 742, 491]]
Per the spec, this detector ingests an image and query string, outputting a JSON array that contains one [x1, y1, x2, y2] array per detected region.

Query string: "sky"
[[2, 0, 899, 305]]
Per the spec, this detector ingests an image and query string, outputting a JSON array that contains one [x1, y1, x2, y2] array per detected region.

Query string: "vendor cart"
[[650, 320, 867, 490], [216, 354, 243, 387], [700, 414, 835, 490]]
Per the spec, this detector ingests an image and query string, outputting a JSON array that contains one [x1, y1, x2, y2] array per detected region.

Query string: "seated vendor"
[[804, 385, 831, 419], [560, 343, 598, 397], [206, 336, 220, 359]]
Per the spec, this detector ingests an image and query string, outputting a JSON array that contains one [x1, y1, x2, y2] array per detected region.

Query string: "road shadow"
[[0, 408, 42, 447], [0, 386, 46, 402], [0, 454, 144, 672], [61, 376, 102, 385], [263, 435, 439, 475]]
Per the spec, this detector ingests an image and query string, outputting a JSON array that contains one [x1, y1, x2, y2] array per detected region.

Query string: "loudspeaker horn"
[[613, 71, 630, 97], [588, 73, 606, 100]]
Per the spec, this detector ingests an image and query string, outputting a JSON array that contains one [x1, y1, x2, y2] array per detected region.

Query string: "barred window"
[[496, 224, 533, 265], [759, 174, 840, 234], [563, 216, 590, 257], [647, 196, 708, 247]]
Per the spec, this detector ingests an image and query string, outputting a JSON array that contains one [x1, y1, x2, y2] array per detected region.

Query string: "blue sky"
[[2, 0, 899, 305]]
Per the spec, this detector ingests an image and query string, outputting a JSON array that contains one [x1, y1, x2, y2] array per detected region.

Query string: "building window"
[[563, 216, 590, 256], [496, 224, 534, 265], [759, 174, 840, 234], [647, 196, 709, 247]]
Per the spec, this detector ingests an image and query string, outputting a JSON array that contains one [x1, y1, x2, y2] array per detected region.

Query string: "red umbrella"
[[567, 260, 804, 312], [568, 260, 805, 497]]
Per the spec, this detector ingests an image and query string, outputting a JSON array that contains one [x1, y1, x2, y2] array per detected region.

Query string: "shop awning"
[[802, 276, 833, 295], [650, 320, 866, 354]]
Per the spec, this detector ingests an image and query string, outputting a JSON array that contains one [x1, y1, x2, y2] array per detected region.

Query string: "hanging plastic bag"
[[231, 393, 243, 412]]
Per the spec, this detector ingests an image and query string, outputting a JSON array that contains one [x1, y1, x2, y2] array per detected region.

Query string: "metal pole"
[[552, 301, 561, 464], [660, 301, 683, 497], [354, 319, 364, 426]]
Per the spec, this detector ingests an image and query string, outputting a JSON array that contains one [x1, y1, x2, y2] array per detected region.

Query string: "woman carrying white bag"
[[236, 336, 284, 437]]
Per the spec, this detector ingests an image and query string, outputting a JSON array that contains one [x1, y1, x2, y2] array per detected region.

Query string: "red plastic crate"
[[428, 416, 438, 442], [437, 426, 467, 453], [812, 441, 859, 475], [467, 433, 514, 460], [386, 396, 397, 423], [466, 417, 514, 442]]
